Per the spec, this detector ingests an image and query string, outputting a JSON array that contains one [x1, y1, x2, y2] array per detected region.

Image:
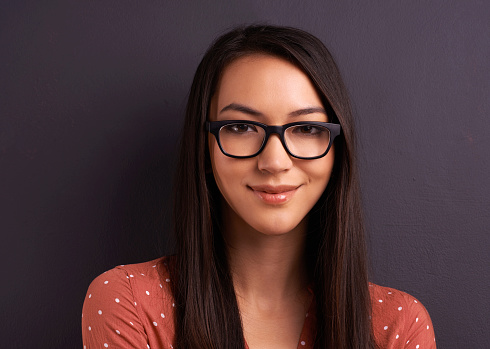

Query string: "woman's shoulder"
[[85, 256, 175, 303], [369, 283, 436, 348], [82, 256, 176, 348], [107, 255, 175, 285]]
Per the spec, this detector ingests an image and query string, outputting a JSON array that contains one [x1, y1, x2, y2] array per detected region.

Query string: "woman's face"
[[208, 54, 335, 236]]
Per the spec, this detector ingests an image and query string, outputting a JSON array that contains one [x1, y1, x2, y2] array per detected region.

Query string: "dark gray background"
[[1, 0, 488, 347]]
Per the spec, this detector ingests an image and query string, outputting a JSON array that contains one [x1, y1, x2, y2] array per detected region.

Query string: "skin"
[[208, 54, 335, 349]]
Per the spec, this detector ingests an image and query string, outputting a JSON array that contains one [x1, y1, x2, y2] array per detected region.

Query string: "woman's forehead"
[[210, 54, 324, 122]]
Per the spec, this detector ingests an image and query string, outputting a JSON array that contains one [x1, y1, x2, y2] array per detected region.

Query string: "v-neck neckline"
[[243, 288, 316, 349]]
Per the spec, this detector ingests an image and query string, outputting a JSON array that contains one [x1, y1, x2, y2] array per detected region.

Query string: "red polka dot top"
[[82, 256, 436, 348]]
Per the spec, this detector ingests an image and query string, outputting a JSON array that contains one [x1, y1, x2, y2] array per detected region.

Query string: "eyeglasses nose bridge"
[[260, 125, 288, 152]]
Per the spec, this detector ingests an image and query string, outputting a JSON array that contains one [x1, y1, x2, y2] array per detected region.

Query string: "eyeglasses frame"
[[206, 120, 341, 160]]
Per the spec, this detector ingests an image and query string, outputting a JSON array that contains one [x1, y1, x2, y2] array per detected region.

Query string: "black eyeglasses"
[[206, 120, 341, 159]]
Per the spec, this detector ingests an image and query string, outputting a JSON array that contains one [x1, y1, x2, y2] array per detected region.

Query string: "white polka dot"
[[414, 299, 418, 303], [388, 291, 392, 294], [416, 345, 420, 349], [427, 325, 430, 330], [88, 326, 91, 331], [88, 294, 92, 298], [172, 303, 175, 307], [104, 344, 108, 348], [161, 313, 165, 318], [300, 340, 305, 345], [146, 291, 150, 295], [378, 299, 383, 303], [159, 284, 163, 288], [153, 265, 156, 268], [153, 321, 158, 326], [129, 274, 134, 277], [166, 278, 170, 282], [84, 346, 86, 349], [398, 306, 402, 311], [141, 273, 145, 276], [104, 280, 109, 284], [383, 326, 388, 330], [406, 340, 410, 344], [126, 276, 129, 279], [115, 298, 120, 303], [396, 334, 399, 339], [134, 302, 137, 306], [147, 345, 150, 349], [130, 321, 134, 326], [416, 317, 419, 322], [116, 330, 120, 335], [98, 310, 102, 315]]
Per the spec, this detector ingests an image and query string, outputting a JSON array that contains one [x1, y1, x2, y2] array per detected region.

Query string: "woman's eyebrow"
[[288, 107, 326, 117], [219, 103, 326, 117], [219, 103, 262, 116]]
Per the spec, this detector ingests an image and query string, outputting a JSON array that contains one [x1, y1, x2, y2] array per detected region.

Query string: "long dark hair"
[[171, 25, 376, 348]]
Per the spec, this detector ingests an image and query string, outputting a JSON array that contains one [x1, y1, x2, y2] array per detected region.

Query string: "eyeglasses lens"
[[284, 125, 331, 158]]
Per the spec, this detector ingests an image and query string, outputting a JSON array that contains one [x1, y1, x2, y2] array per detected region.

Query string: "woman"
[[82, 25, 436, 348]]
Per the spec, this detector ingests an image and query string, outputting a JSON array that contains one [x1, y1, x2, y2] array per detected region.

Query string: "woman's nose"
[[257, 134, 293, 174]]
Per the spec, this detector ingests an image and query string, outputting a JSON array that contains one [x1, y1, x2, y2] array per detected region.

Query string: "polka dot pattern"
[[81, 256, 437, 349], [371, 284, 436, 348], [82, 257, 176, 349]]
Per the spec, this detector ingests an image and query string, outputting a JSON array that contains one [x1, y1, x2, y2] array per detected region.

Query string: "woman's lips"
[[249, 185, 300, 205]]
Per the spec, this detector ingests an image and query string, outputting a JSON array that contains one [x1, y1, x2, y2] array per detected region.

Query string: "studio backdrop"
[[1, 0, 488, 347]]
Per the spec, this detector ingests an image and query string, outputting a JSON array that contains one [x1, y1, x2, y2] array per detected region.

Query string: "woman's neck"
[[223, 211, 309, 308]]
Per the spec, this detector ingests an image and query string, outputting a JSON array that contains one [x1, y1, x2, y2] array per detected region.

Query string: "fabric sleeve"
[[370, 284, 437, 348], [402, 293, 436, 348], [81, 267, 150, 349]]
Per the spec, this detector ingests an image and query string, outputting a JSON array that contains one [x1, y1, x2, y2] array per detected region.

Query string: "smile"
[[248, 185, 300, 205]]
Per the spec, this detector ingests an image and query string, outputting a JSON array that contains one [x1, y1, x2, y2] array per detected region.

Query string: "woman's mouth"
[[248, 185, 300, 205]]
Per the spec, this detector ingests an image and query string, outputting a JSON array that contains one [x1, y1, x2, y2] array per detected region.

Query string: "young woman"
[[82, 25, 436, 349]]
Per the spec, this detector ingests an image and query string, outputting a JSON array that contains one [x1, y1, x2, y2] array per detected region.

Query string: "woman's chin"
[[249, 218, 307, 238]]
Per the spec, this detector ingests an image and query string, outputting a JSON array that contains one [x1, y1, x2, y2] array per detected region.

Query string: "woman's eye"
[[225, 123, 257, 133], [293, 125, 322, 135]]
